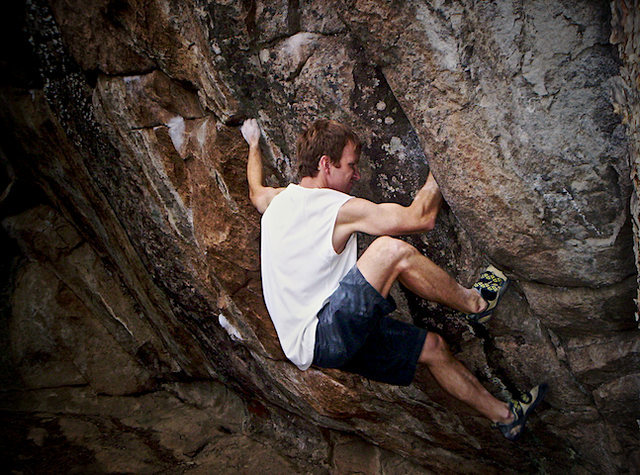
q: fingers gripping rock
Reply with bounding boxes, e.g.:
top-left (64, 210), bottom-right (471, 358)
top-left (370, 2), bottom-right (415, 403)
top-left (241, 119), bottom-right (261, 147)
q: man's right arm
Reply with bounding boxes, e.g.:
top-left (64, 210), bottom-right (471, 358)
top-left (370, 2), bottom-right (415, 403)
top-left (333, 172), bottom-right (443, 248)
top-left (241, 119), bottom-right (284, 214)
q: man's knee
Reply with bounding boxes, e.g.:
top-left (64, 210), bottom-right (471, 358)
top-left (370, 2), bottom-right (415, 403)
top-left (370, 236), bottom-right (416, 266)
top-left (418, 332), bottom-right (451, 365)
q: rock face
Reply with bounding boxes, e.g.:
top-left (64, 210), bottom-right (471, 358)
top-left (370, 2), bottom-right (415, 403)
top-left (611, 0), bottom-right (640, 331)
top-left (0, 0), bottom-right (638, 473)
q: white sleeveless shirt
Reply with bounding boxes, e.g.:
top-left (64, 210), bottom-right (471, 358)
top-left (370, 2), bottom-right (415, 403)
top-left (260, 184), bottom-right (357, 369)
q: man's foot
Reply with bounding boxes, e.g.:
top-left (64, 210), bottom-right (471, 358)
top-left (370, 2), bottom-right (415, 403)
top-left (466, 265), bottom-right (508, 323)
top-left (496, 384), bottom-right (548, 441)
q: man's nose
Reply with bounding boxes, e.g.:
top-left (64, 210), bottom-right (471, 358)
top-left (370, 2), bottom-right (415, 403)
top-left (353, 168), bottom-right (360, 181)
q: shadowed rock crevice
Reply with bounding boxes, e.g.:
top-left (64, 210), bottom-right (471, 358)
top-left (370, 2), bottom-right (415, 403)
top-left (0, 0), bottom-right (638, 473)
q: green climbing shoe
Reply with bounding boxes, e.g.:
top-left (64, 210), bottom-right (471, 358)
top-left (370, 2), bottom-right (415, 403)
top-left (496, 384), bottom-right (548, 441)
top-left (466, 265), bottom-right (508, 323)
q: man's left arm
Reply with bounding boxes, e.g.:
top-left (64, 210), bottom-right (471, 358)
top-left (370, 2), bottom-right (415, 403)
top-left (241, 119), bottom-right (284, 214)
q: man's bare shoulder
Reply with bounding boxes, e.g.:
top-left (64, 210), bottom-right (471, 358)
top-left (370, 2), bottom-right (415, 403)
top-left (254, 186), bottom-right (286, 214)
top-left (337, 197), bottom-right (376, 224)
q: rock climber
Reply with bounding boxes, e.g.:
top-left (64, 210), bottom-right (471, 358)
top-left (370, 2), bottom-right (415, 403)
top-left (240, 117), bottom-right (547, 440)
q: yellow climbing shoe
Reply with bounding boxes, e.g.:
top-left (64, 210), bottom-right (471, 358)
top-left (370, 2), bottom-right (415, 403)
top-left (496, 384), bottom-right (548, 441)
top-left (466, 265), bottom-right (508, 324)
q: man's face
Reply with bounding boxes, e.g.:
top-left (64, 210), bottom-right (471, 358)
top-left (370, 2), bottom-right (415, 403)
top-left (327, 141), bottom-right (360, 194)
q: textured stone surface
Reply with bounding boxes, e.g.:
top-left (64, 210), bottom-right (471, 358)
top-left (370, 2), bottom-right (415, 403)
top-left (0, 381), bottom-right (438, 473)
top-left (611, 0), bottom-right (640, 320)
top-left (337, 0), bottom-right (633, 288)
top-left (0, 383), bottom-right (307, 473)
top-left (0, 0), bottom-right (638, 473)
top-left (10, 260), bottom-right (153, 394)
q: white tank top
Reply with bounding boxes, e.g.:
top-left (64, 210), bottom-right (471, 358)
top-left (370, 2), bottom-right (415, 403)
top-left (261, 184), bottom-right (357, 369)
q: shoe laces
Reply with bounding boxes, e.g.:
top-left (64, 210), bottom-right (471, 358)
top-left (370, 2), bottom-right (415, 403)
top-left (475, 272), bottom-right (504, 294)
top-left (509, 399), bottom-right (524, 420)
top-left (520, 392), bottom-right (532, 404)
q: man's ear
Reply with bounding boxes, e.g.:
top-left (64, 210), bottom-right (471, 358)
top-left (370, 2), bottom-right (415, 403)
top-left (319, 155), bottom-right (331, 174)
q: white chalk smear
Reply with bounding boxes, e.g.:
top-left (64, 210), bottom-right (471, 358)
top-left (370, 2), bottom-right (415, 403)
top-left (219, 314), bottom-right (243, 341)
top-left (167, 116), bottom-right (186, 153)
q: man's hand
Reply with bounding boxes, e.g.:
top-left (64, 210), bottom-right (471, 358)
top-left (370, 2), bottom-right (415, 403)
top-left (241, 118), bottom-right (261, 147)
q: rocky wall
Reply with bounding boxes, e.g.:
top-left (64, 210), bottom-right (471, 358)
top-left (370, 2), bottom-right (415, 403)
top-left (0, 0), bottom-right (638, 473)
top-left (611, 0), bottom-right (640, 321)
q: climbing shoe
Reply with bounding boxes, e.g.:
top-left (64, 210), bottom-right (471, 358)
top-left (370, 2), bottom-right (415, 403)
top-left (495, 383), bottom-right (548, 441)
top-left (466, 265), bottom-right (508, 324)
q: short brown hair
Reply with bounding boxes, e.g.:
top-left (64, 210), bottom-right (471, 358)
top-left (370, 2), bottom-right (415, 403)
top-left (296, 119), bottom-right (361, 178)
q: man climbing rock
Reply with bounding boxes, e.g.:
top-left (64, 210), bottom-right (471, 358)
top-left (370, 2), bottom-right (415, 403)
top-left (241, 117), bottom-right (546, 441)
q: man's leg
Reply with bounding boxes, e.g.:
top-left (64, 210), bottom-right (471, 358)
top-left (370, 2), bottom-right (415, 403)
top-left (419, 332), bottom-right (512, 423)
top-left (356, 236), bottom-right (512, 424)
top-left (356, 236), bottom-right (486, 313)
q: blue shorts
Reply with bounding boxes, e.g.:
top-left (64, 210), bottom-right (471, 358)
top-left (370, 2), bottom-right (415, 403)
top-left (312, 265), bottom-right (427, 386)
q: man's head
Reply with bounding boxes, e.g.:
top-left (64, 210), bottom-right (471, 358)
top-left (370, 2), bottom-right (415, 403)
top-left (296, 119), bottom-right (362, 187)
